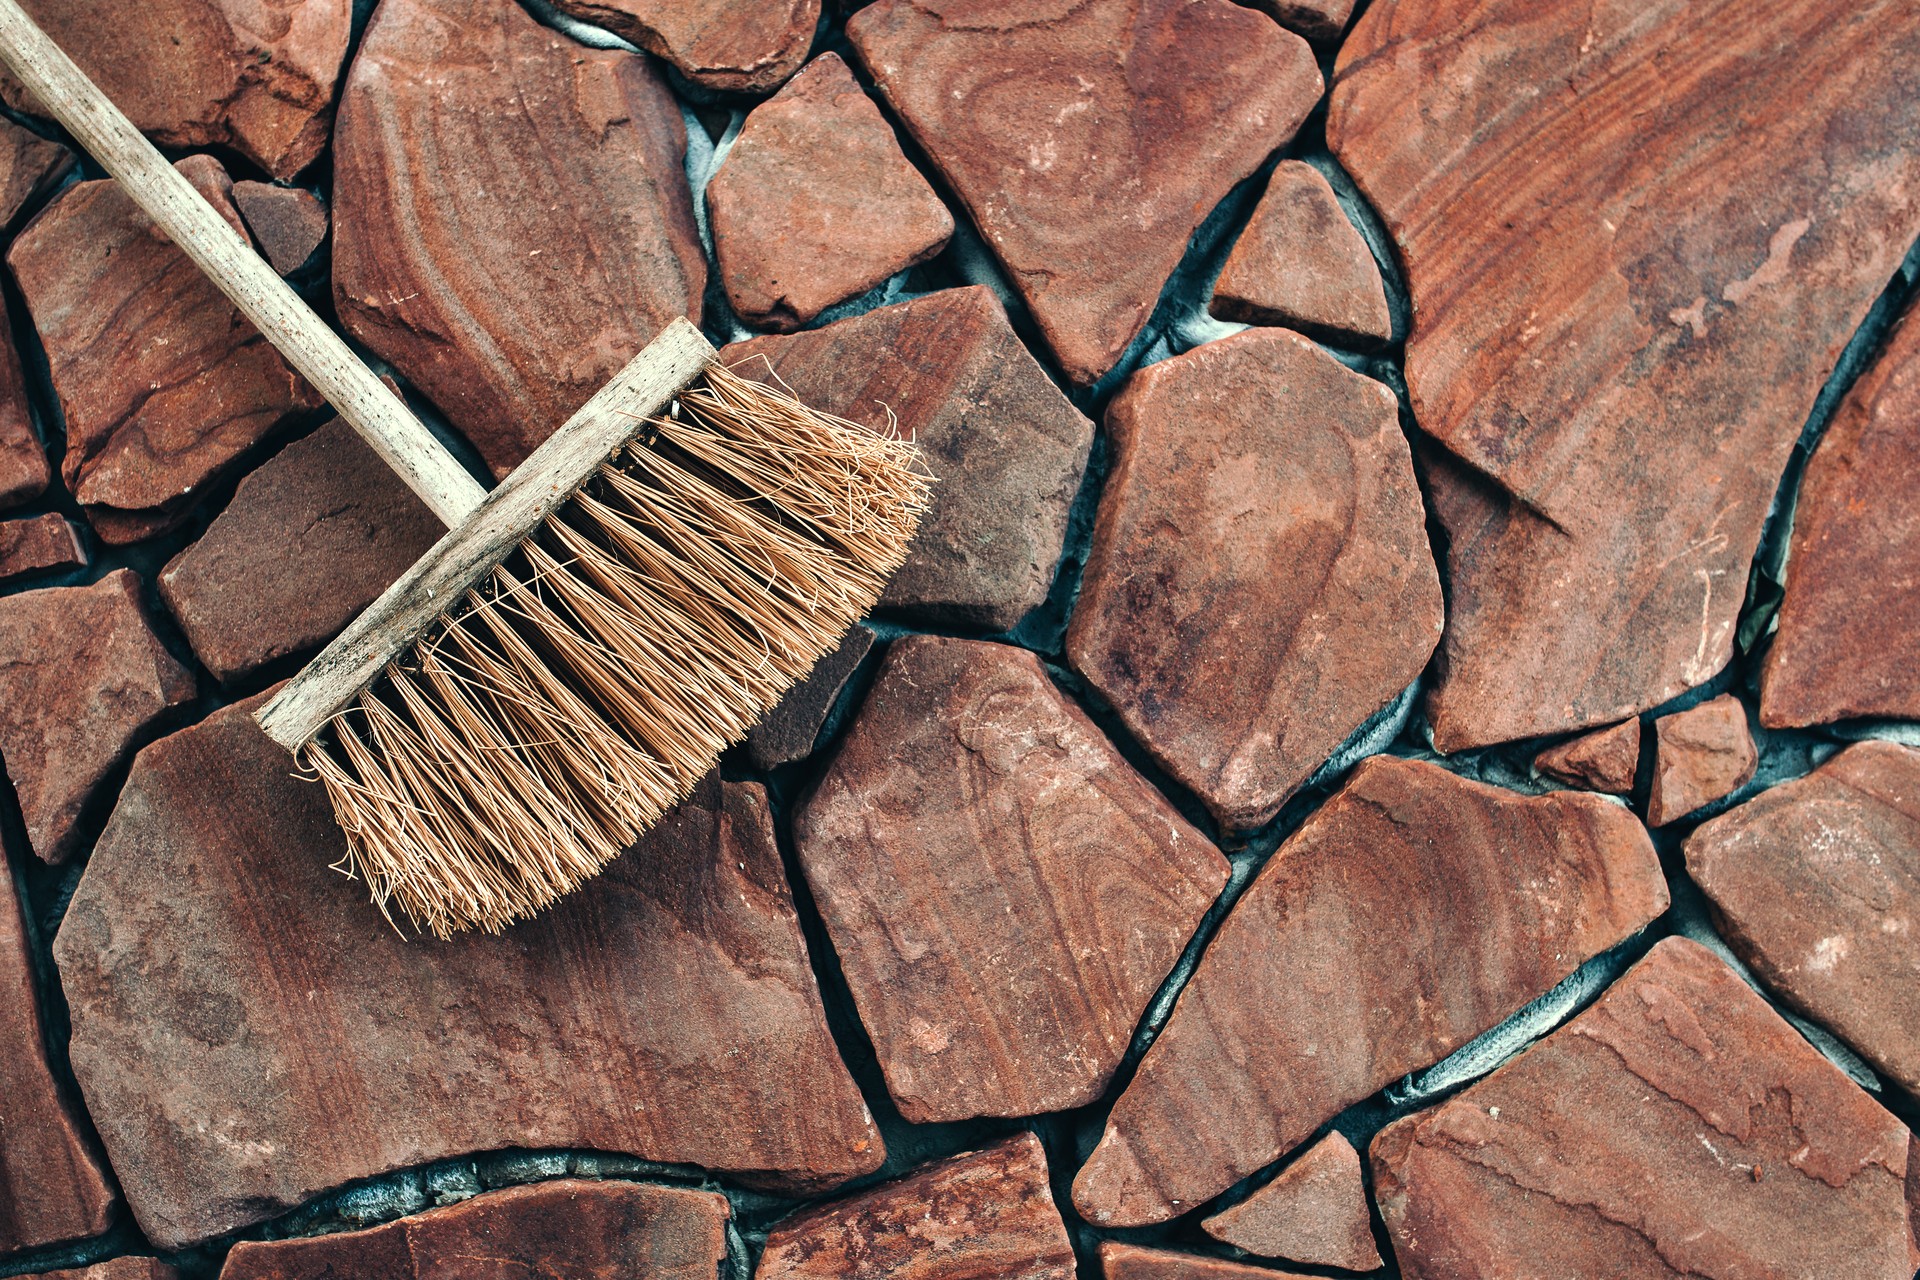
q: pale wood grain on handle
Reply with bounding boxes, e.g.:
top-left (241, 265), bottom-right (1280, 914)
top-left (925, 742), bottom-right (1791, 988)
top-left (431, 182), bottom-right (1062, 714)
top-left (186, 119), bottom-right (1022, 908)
top-left (0, 0), bottom-right (487, 528)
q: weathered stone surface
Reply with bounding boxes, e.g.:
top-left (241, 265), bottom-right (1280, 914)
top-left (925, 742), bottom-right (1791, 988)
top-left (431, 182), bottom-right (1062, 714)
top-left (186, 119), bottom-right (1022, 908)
top-left (1100, 1243), bottom-right (1314, 1280)
top-left (0, 115), bottom-right (70, 227)
top-left (333, 0), bottom-right (705, 477)
top-left (220, 1179), bottom-right (729, 1279)
top-left (1371, 937), bottom-right (1914, 1279)
top-left (796, 635), bottom-right (1228, 1123)
top-left (1073, 755), bottom-right (1667, 1226)
top-left (757, 1133), bottom-right (1074, 1280)
top-left (230, 181), bottom-right (328, 276)
top-left (724, 287), bottom-right (1093, 629)
top-left (848, 0), bottom-right (1321, 385)
top-left (548, 0), bottom-right (818, 94)
top-left (747, 624), bottom-right (872, 770)
top-left (0, 571), bottom-right (194, 864)
top-left (57, 699), bottom-right (882, 1248)
top-left (1329, 0), bottom-right (1920, 749)
top-left (1535, 718), bottom-right (1641, 795)
top-left (1237, 0), bottom-right (1356, 41)
top-left (1210, 161), bottom-right (1390, 349)
top-left (1, 0), bottom-right (349, 179)
top-left (0, 855), bottom-right (114, 1255)
top-left (1202, 1131), bottom-right (1381, 1271)
top-left (0, 513), bottom-right (85, 585)
top-left (0, 305), bottom-right (48, 513)
top-left (1685, 741), bottom-right (1920, 1096)
top-left (1647, 694), bottom-right (1756, 826)
top-left (159, 419), bottom-right (441, 683)
top-left (9, 155), bottom-right (323, 542)
top-left (34, 1263), bottom-right (180, 1280)
top-left (1066, 329), bottom-right (1441, 829)
top-left (708, 54), bottom-right (950, 331)
top-left (1762, 305), bottom-right (1920, 727)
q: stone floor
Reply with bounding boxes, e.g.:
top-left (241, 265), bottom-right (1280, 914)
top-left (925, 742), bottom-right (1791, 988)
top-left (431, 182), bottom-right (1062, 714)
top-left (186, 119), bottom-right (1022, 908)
top-left (0, 0), bottom-right (1917, 1277)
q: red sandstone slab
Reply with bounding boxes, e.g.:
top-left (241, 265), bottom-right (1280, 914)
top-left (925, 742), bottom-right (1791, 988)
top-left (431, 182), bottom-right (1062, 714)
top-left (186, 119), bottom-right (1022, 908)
top-left (1101, 1243), bottom-right (1316, 1280)
top-left (1238, 0), bottom-right (1355, 41)
top-left (0, 304), bottom-right (48, 513)
top-left (0, 115), bottom-right (69, 226)
top-left (0, 513), bottom-right (85, 585)
top-left (33, 1263), bottom-right (179, 1280)
top-left (230, 181), bottom-right (328, 276)
top-left (1210, 161), bottom-right (1390, 349)
top-left (548, 0), bottom-right (818, 94)
top-left (1535, 718), bottom-right (1641, 795)
top-left (1647, 694), bottom-right (1757, 826)
top-left (1202, 1131), bottom-right (1381, 1271)
top-left (746, 624), bottom-right (872, 770)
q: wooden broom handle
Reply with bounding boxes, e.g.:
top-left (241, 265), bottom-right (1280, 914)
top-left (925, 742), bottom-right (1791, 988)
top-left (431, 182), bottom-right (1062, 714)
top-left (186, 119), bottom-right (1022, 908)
top-left (0, 0), bottom-right (487, 528)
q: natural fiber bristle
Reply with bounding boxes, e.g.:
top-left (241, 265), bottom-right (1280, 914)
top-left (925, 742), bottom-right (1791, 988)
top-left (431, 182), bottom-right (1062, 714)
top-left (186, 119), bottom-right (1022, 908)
top-left (301, 362), bottom-right (931, 938)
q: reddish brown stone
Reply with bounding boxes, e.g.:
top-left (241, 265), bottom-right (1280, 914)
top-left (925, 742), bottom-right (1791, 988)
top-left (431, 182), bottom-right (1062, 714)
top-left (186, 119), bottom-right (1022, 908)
top-left (548, 0), bottom-right (818, 94)
top-left (1329, 0), bottom-right (1920, 750)
top-left (1100, 1243), bottom-right (1315, 1280)
top-left (1073, 755), bottom-right (1667, 1226)
top-left (1534, 717), bottom-right (1642, 795)
top-left (0, 115), bottom-right (70, 226)
top-left (724, 287), bottom-right (1093, 629)
top-left (1237, 0), bottom-right (1356, 41)
top-left (757, 1133), bottom-right (1074, 1280)
top-left (848, 0), bottom-right (1321, 385)
top-left (1647, 694), bottom-right (1757, 826)
top-left (333, 0), bottom-right (705, 477)
top-left (56, 700), bottom-right (882, 1248)
top-left (1685, 741), bottom-right (1920, 1096)
top-left (230, 181), bottom-right (328, 276)
top-left (1762, 306), bottom-right (1920, 727)
top-left (0, 513), bottom-right (85, 585)
top-left (0, 304), bottom-right (48, 513)
top-left (1, 0), bottom-right (348, 179)
top-left (1210, 161), bottom-right (1390, 349)
top-left (0, 571), bottom-right (194, 864)
top-left (159, 419), bottom-right (442, 683)
top-left (795, 635), bottom-right (1228, 1123)
top-left (9, 155), bottom-right (323, 542)
top-left (747, 624), bottom-right (872, 770)
top-left (34, 1264), bottom-right (179, 1280)
top-left (1066, 329), bottom-right (1441, 830)
top-left (708, 54), bottom-right (951, 331)
top-left (1202, 1131), bottom-right (1382, 1271)
top-left (220, 1179), bottom-right (728, 1279)
top-left (1371, 937), bottom-right (1914, 1279)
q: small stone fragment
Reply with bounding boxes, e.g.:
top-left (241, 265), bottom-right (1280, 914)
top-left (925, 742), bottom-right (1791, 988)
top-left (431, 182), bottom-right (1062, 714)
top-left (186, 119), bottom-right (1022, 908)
top-left (547, 0), bottom-right (818, 94)
top-left (848, 0), bottom-right (1322, 385)
top-left (1066, 328), bottom-right (1441, 829)
top-left (333, 0), bottom-right (706, 476)
top-left (708, 53), bottom-right (949, 331)
top-left (1371, 937), bottom-right (1915, 1279)
top-left (1534, 718), bottom-right (1641, 795)
top-left (0, 305), bottom-right (48, 512)
top-left (795, 635), bottom-right (1228, 1123)
top-left (32, 1263), bottom-right (179, 1280)
top-left (0, 570), bottom-right (194, 864)
top-left (1685, 740), bottom-right (1920, 1095)
top-left (1101, 1243), bottom-right (1315, 1280)
top-left (1202, 1131), bottom-right (1382, 1271)
top-left (0, 115), bottom-right (70, 226)
top-left (219, 1179), bottom-right (729, 1279)
top-left (1210, 161), bottom-right (1390, 349)
top-left (1073, 755), bottom-right (1667, 1226)
top-left (230, 181), bottom-right (328, 275)
top-left (1237, 0), bottom-right (1357, 41)
top-left (0, 513), bottom-right (85, 585)
top-left (1647, 694), bottom-right (1757, 826)
top-left (724, 287), bottom-right (1093, 629)
top-left (747, 625), bottom-right (872, 770)
top-left (159, 419), bottom-right (441, 683)
top-left (9, 155), bottom-right (323, 541)
top-left (757, 1133), bottom-right (1074, 1280)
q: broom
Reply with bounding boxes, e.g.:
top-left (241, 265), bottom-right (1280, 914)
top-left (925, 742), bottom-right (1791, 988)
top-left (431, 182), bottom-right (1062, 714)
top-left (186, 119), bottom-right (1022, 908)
top-left (0, 1), bottom-right (930, 938)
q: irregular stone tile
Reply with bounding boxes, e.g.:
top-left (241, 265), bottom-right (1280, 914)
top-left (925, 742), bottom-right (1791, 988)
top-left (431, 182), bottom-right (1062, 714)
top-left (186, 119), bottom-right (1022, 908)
top-left (0, 571), bottom-right (195, 864)
top-left (220, 1178), bottom-right (728, 1279)
top-left (1101, 1243), bottom-right (1314, 1280)
top-left (0, 305), bottom-right (48, 513)
top-left (0, 116), bottom-right (70, 226)
top-left (159, 419), bottom-right (441, 683)
top-left (1762, 305), bottom-right (1920, 727)
top-left (1371, 937), bottom-right (1914, 1279)
top-left (1647, 694), bottom-right (1757, 826)
top-left (747, 624), bottom-right (872, 770)
top-left (1209, 161), bottom-right (1390, 349)
top-left (9, 155), bottom-right (323, 542)
top-left (0, 513), bottom-right (85, 586)
top-left (1534, 718), bottom-right (1641, 795)
top-left (548, 0), bottom-right (818, 94)
top-left (56, 701), bottom-right (882, 1248)
top-left (333, 0), bottom-right (706, 477)
top-left (230, 181), bottom-right (328, 276)
top-left (848, 0), bottom-right (1321, 386)
top-left (757, 1133), bottom-right (1074, 1280)
top-left (795, 635), bottom-right (1228, 1123)
top-left (1065, 329), bottom-right (1442, 830)
top-left (1685, 741), bottom-right (1920, 1095)
top-left (1328, 0), bottom-right (1920, 750)
top-left (708, 53), bottom-right (951, 332)
top-left (1073, 755), bottom-right (1668, 1226)
top-left (1201, 1131), bottom-right (1381, 1271)
top-left (1, 0), bottom-right (349, 179)
top-left (724, 287), bottom-right (1092, 629)
top-left (33, 1264), bottom-right (179, 1280)
top-left (1237, 0), bottom-right (1356, 41)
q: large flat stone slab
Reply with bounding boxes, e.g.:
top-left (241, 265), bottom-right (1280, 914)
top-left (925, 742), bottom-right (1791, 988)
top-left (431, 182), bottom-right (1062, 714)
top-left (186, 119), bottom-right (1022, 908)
top-left (547, 0), bottom-right (818, 94)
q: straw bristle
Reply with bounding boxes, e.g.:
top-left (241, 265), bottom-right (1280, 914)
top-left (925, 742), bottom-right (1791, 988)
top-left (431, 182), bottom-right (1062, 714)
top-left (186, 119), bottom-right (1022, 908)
top-left (300, 362), bottom-right (931, 938)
